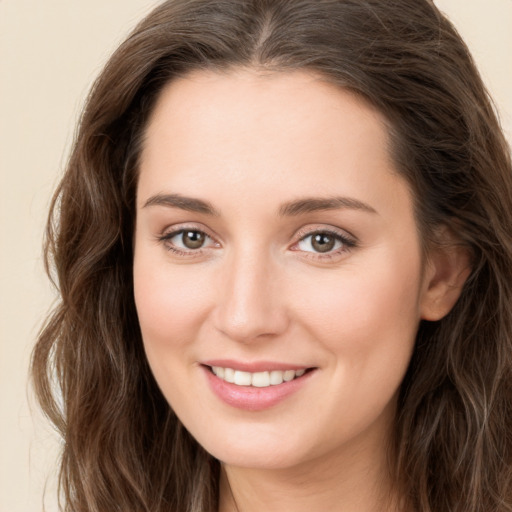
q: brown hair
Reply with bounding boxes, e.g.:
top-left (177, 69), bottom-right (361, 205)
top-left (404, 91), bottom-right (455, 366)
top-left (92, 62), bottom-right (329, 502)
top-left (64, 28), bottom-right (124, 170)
top-left (32, 1), bottom-right (512, 511)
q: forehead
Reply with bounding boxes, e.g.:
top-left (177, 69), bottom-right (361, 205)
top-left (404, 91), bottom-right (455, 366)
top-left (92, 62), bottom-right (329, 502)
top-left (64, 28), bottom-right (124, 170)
top-left (138, 69), bottom-right (399, 203)
top-left (143, 68), bottom-right (391, 152)
top-left (136, 68), bottom-right (415, 230)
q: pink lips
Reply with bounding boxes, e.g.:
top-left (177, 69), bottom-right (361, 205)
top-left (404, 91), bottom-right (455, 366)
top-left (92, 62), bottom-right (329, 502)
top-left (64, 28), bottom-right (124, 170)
top-left (201, 360), bottom-right (315, 411)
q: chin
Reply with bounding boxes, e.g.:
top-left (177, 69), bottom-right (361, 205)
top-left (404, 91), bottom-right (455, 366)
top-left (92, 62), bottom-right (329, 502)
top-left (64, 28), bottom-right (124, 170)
top-left (214, 445), bottom-right (306, 470)
top-left (191, 424), bottom-right (310, 470)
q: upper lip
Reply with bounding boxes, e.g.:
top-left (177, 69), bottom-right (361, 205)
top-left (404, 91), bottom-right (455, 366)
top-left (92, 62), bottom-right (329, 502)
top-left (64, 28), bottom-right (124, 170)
top-left (201, 359), bottom-right (314, 373)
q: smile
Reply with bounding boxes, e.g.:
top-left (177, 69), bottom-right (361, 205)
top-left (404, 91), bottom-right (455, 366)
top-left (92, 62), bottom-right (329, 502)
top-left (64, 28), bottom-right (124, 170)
top-left (210, 366), bottom-right (307, 387)
top-left (202, 363), bottom-right (316, 411)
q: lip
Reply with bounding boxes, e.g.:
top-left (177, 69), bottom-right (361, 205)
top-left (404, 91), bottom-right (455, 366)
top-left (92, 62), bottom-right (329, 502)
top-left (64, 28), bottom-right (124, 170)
top-left (201, 363), bottom-right (316, 412)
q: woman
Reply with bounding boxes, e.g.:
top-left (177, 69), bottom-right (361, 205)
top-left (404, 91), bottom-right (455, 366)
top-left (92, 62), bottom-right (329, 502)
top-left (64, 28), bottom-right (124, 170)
top-left (32, 0), bottom-right (512, 511)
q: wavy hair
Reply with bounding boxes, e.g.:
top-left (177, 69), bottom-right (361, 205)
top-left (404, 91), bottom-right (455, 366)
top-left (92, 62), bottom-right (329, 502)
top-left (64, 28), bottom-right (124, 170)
top-left (32, 1), bottom-right (512, 511)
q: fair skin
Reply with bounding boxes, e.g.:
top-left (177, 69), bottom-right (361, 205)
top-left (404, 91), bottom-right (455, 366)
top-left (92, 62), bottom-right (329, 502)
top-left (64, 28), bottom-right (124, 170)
top-left (133, 69), bottom-right (468, 512)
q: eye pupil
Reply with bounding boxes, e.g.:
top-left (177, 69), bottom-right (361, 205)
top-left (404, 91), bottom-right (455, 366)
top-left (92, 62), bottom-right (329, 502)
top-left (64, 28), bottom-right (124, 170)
top-left (183, 230), bottom-right (205, 249)
top-left (312, 233), bottom-right (335, 253)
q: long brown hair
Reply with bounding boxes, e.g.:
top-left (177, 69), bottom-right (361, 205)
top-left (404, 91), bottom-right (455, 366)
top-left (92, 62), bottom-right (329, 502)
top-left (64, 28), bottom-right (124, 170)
top-left (32, 1), bottom-right (512, 511)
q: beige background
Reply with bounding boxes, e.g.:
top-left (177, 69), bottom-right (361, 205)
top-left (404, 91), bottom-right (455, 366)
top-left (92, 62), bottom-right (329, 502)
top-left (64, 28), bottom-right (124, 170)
top-left (1, 1), bottom-right (511, 511)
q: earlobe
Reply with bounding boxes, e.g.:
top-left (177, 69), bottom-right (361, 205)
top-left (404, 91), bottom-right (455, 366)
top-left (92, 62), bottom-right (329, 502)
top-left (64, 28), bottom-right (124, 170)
top-left (420, 230), bottom-right (472, 321)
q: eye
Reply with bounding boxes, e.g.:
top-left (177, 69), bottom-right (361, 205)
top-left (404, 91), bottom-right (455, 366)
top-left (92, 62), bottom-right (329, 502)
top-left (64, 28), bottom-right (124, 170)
top-left (173, 230), bottom-right (207, 249)
top-left (159, 228), bottom-right (217, 253)
top-left (295, 229), bottom-right (356, 256)
top-left (298, 232), bottom-right (339, 253)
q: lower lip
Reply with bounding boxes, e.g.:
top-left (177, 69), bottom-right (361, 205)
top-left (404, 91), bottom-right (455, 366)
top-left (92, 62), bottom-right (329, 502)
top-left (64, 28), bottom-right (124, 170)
top-left (202, 366), bottom-right (315, 411)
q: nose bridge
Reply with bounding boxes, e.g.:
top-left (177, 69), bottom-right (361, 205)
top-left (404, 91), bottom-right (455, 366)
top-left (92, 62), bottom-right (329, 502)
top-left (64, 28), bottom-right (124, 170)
top-left (214, 243), bottom-right (287, 342)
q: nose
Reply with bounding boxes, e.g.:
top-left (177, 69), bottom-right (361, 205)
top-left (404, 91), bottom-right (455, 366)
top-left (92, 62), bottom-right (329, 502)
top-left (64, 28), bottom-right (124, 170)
top-left (213, 249), bottom-right (289, 343)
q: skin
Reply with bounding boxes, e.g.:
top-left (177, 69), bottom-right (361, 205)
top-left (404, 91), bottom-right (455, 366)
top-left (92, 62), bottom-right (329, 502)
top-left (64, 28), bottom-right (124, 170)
top-left (133, 69), bottom-right (469, 512)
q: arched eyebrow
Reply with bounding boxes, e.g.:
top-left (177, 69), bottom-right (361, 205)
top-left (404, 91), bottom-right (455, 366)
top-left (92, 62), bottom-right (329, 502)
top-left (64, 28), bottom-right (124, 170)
top-left (278, 197), bottom-right (378, 216)
top-left (142, 193), bottom-right (220, 216)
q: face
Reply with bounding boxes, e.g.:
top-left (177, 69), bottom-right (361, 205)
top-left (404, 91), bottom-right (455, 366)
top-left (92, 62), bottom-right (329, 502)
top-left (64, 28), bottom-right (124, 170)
top-left (134, 69), bottom-right (430, 471)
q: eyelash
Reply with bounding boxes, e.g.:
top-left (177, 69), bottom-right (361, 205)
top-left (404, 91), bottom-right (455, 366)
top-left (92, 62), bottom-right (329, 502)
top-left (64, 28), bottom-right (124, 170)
top-left (157, 225), bottom-right (357, 260)
top-left (291, 228), bottom-right (357, 261)
top-left (157, 225), bottom-right (218, 258)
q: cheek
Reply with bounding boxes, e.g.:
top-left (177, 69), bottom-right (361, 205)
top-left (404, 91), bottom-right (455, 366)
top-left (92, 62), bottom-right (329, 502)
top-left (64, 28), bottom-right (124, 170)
top-left (287, 255), bottom-right (422, 437)
top-left (296, 263), bottom-right (420, 337)
top-left (133, 250), bottom-right (213, 351)
top-left (290, 250), bottom-right (423, 382)
top-left (133, 250), bottom-right (215, 409)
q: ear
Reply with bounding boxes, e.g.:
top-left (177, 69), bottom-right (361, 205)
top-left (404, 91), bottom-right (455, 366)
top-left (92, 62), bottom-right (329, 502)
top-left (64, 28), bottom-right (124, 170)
top-left (420, 227), bottom-right (472, 321)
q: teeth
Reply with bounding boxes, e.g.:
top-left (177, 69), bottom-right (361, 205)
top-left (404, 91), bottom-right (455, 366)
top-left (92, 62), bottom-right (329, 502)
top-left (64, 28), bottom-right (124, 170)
top-left (252, 371), bottom-right (270, 388)
top-left (211, 366), bottom-right (308, 387)
top-left (283, 370), bottom-right (295, 382)
top-left (224, 367), bottom-right (235, 383)
top-left (269, 370), bottom-right (284, 385)
top-left (234, 370), bottom-right (252, 386)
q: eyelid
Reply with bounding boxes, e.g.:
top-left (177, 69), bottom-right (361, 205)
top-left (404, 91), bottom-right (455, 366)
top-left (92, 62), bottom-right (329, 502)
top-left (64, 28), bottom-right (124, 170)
top-left (293, 224), bottom-right (357, 245)
top-left (159, 222), bottom-right (218, 241)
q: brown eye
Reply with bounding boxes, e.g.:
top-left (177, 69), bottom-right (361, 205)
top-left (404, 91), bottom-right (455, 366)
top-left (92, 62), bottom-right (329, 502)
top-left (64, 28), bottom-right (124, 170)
top-left (296, 230), bottom-right (352, 255)
top-left (311, 233), bottom-right (335, 253)
top-left (181, 230), bottom-right (206, 249)
top-left (162, 229), bottom-right (212, 252)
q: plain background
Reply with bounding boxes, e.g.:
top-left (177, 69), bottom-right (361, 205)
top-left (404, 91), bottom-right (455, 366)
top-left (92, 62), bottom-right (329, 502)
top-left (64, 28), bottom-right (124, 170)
top-left (1, 1), bottom-right (511, 511)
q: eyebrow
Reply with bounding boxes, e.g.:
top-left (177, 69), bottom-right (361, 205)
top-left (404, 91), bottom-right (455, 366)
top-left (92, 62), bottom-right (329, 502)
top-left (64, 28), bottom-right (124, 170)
top-left (278, 196), bottom-right (377, 216)
top-left (142, 193), bottom-right (377, 216)
top-left (142, 193), bottom-right (220, 216)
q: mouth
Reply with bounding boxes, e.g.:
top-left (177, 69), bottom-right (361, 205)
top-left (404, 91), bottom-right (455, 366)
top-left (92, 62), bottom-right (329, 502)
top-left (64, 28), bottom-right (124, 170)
top-left (200, 360), bottom-right (318, 410)
top-left (206, 365), bottom-right (313, 388)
